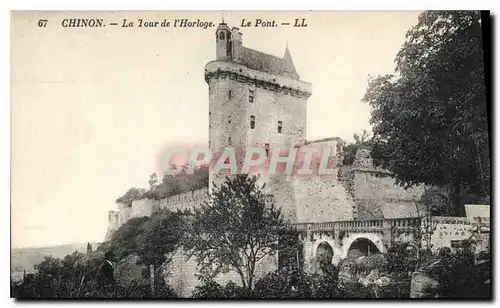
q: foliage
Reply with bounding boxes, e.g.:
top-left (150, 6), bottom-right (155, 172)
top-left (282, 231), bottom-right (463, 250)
top-left (109, 217), bottom-right (149, 260)
top-left (385, 243), bottom-right (417, 276)
top-left (428, 243), bottom-right (490, 298)
top-left (116, 188), bottom-right (147, 206)
top-left (155, 164), bottom-right (209, 199)
top-left (193, 264), bottom-right (342, 299)
top-left (183, 174), bottom-right (286, 291)
top-left (363, 11), bottom-right (490, 214)
top-left (135, 209), bottom-right (187, 268)
top-left (342, 129), bottom-right (372, 166)
top-left (11, 251), bottom-right (178, 299)
top-left (108, 209), bottom-right (186, 268)
top-left (116, 164), bottom-right (209, 205)
top-left (192, 277), bottom-right (249, 299)
top-left (252, 267), bottom-right (314, 299)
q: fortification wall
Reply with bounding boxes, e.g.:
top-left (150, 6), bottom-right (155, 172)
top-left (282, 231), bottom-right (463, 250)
top-left (117, 202), bottom-right (132, 226)
top-left (165, 247), bottom-right (277, 298)
top-left (160, 188), bottom-right (208, 211)
top-left (344, 148), bottom-right (426, 220)
top-left (130, 198), bottom-right (160, 219)
top-left (353, 170), bottom-right (426, 219)
top-left (105, 210), bottom-right (120, 241)
top-left (293, 175), bottom-right (354, 223)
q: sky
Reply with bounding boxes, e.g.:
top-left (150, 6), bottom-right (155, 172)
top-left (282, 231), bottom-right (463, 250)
top-left (11, 11), bottom-right (421, 248)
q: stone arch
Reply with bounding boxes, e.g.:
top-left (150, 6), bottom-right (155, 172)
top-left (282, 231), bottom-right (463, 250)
top-left (316, 241), bottom-right (334, 264)
top-left (342, 233), bottom-right (384, 259)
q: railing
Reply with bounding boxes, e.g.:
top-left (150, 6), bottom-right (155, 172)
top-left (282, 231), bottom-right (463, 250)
top-left (288, 217), bottom-right (423, 233)
top-left (431, 216), bottom-right (470, 225)
top-left (387, 217), bottom-right (422, 231)
top-left (288, 216), bottom-right (480, 235)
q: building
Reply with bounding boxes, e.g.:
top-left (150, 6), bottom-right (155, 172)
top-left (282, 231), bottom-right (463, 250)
top-left (105, 22), bottom-right (445, 297)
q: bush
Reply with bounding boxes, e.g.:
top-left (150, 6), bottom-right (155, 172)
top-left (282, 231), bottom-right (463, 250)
top-left (11, 252), bottom-right (178, 299)
top-left (192, 278), bottom-right (248, 299)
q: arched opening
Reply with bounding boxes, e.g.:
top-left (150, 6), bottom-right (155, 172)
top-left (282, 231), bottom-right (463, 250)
top-left (316, 242), bottom-right (334, 265)
top-left (347, 238), bottom-right (380, 258)
top-left (219, 32), bottom-right (225, 40)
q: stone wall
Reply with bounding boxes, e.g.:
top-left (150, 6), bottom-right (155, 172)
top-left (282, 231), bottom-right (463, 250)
top-left (130, 198), bottom-right (160, 219)
top-left (293, 175), bottom-right (354, 223)
top-left (353, 170), bottom-right (426, 219)
top-left (104, 210), bottom-right (119, 241)
top-left (429, 216), bottom-right (473, 253)
top-left (160, 188), bottom-right (208, 211)
top-left (344, 148), bottom-right (426, 220)
top-left (165, 247), bottom-right (249, 298)
top-left (117, 202), bottom-right (132, 226)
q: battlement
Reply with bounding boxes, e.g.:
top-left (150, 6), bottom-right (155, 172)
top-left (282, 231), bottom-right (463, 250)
top-left (160, 188), bottom-right (208, 211)
top-left (105, 188), bottom-right (209, 242)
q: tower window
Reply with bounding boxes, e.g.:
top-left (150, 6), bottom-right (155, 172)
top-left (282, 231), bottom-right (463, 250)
top-left (265, 143), bottom-right (270, 157)
top-left (249, 90), bottom-right (254, 103)
top-left (228, 90), bottom-right (232, 99)
top-left (219, 32), bottom-right (225, 40)
top-left (228, 137), bottom-right (232, 145)
top-left (250, 115), bottom-right (255, 129)
top-left (278, 121), bottom-right (283, 134)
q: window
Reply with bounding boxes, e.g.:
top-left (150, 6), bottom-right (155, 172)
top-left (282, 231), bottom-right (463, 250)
top-left (219, 32), bottom-right (225, 40)
top-left (278, 121), bottom-right (283, 134)
top-left (249, 90), bottom-right (254, 103)
top-left (250, 116), bottom-right (255, 129)
top-left (228, 137), bottom-right (232, 145)
top-left (265, 143), bottom-right (270, 157)
top-left (209, 112), bottom-right (211, 128)
top-left (228, 90), bottom-right (232, 99)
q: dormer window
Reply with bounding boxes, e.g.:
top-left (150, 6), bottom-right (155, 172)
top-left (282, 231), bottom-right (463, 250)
top-left (219, 32), bottom-right (225, 40)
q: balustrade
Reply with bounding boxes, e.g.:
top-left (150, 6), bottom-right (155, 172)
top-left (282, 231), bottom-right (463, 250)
top-left (287, 216), bottom-right (476, 237)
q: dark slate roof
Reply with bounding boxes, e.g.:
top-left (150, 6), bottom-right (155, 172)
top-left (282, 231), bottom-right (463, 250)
top-left (237, 46), bottom-right (300, 80)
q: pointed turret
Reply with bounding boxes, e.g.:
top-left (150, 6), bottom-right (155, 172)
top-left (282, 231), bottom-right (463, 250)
top-left (216, 22), bottom-right (232, 61)
top-left (283, 45), bottom-right (299, 79)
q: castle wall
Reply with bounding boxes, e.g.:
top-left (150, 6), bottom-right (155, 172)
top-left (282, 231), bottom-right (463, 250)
top-left (165, 247), bottom-right (249, 298)
top-left (353, 170), bottom-right (426, 219)
top-left (346, 148), bottom-right (426, 220)
top-left (117, 202), bottom-right (131, 226)
top-left (130, 198), bottom-right (160, 219)
top-left (104, 210), bottom-right (120, 241)
top-left (293, 175), bottom-right (354, 223)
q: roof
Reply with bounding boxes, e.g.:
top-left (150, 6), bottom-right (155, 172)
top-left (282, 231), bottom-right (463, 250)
top-left (237, 46), bottom-right (300, 80)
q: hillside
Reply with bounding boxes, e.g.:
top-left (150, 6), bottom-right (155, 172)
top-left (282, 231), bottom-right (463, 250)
top-left (11, 242), bottom-right (102, 280)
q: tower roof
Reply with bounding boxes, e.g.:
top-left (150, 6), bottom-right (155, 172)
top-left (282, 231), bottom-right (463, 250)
top-left (237, 46), bottom-right (300, 80)
top-left (283, 46), bottom-right (299, 77)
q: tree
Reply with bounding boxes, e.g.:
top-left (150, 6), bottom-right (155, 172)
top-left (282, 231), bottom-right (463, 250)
top-left (363, 11), bottom-right (490, 214)
top-left (135, 209), bottom-right (186, 268)
top-left (116, 188), bottom-right (147, 206)
top-left (183, 174), bottom-right (286, 291)
top-left (342, 129), bottom-right (372, 166)
top-left (155, 164), bottom-right (209, 199)
top-left (148, 173), bottom-right (159, 191)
